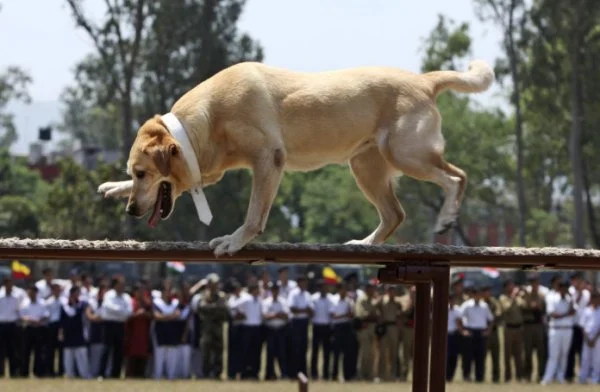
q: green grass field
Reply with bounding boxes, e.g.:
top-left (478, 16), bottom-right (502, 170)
top-left (1, 379), bottom-right (586, 392)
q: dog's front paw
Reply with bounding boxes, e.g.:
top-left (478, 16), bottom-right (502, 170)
top-left (97, 180), bottom-right (133, 199)
top-left (344, 239), bottom-right (372, 246)
top-left (433, 213), bottom-right (457, 235)
top-left (209, 234), bottom-right (245, 257)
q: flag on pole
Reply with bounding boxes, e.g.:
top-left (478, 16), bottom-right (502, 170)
top-left (166, 261), bottom-right (186, 275)
top-left (481, 267), bottom-right (499, 279)
top-left (323, 266), bottom-right (340, 285)
top-left (11, 260), bottom-right (31, 279)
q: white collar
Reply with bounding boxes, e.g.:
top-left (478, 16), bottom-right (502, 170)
top-left (161, 112), bottom-right (213, 226)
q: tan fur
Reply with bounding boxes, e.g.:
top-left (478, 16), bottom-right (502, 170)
top-left (98, 60), bottom-right (494, 256)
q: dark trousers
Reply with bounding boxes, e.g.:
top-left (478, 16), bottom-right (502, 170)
top-left (566, 325), bottom-right (583, 381)
top-left (347, 326), bottom-right (359, 380)
top-left (291, 318), bottom-right (309, 376)
top-left (446, 332), bottom-right (459, 381)
top-left (265, 326), bottom-right (288, 379)
top-left (331, 322), bottom-right (353, 381)
top-left (45, 322), bottom-right (63, 377)
top-left (125, 356), bottom-right (147, 378)
top-left (21, 326), bottom-right (46, 377)
top-left (99, 321), bottom-right (125, 379)
top-left (462, 329), bottom-right (487, 382)
top-left (242, 325), bottom-right (261, 380)
top-left (0, 322), bottom-right (19, 377)
top-left (311, 324), bottom-right (331, 379)
top-left (227, 324), bottom-right (244, 379)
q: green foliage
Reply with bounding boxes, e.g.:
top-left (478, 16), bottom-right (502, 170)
top-left (0, 67), bottom-right (32, 147)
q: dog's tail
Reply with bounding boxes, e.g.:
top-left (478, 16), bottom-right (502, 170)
top-left (425, 60), bottom-right (495, 96)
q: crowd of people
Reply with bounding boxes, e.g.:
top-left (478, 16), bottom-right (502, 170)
top-left (450, 272), bottom-right (600, 385)
top-left (0, 266), bottom-right (599, 385)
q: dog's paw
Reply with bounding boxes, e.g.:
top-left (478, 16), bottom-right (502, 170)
top-left (97, 180), bottom-right (133, 199)
top-left (433, 214), bottom-right (457, 235)
top-left (344, 239), bottom-right (372, 246)
top-left (209, 234), bottom-right (244, 257)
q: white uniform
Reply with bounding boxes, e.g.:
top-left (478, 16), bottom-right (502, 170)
top-left (152, 297), bottom-right (180, 380)
top-left (578, 306), bottom-right (600, 384)
top-left (542, 293), bottom-right (575, 384)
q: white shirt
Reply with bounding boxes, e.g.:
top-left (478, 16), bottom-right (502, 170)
top-left (100, 289), bottom-right (133, 322)
top-left (448, 305), bottom-right (461, 333)
top-left (329, 295), bottom-right (354, 324)
top-left (580, 306), bottom-right (600, 339)
top-left (19, 297), bottom-right (50, 323)
top-left (288, 288), bottom-right (313, 320)
top-left (0, 285), bottom-right (27, 304)
top-left (569, 286), bottom-right (591, 326)
top-left (311, 292), bottom-right (333, 325)
top-left (44, 295), bottom-right (63, 323)
top-left (262, 296), bottom-right (290, 329)
top-left (0, 288), bottom-right (21, 322)
top-left (546, 293), bottom-right (575, 328)
top-left (239, 295), bottom-right (263, 326)
top-left (153, 296), bottom-right (180, 315)
top-left (525, 285), bottom-right (550, 296)
top-left (227, 292), bottom-right (250, 326)
top-left (35, 279), bottom-right (53, 300)
top-left (459, 299), bottom-right (493, 329)
top-left (277, 280), bottom-right (298, 300)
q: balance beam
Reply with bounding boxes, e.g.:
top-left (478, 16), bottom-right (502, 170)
top-left (1, 237), bottom-right (599, 392)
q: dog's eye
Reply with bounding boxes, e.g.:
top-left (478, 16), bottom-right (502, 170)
top-left (135, 171), bottom-right (145, 179)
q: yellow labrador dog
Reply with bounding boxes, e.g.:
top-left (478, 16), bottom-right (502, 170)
top-left (98, 60), bottom-right (494, 256)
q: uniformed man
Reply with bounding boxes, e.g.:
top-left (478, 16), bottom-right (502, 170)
top-left (0, 277), bottom-right (21, 378)
top-left (566, 272), bottom-right (590, 382)
top-left (288, 275), bottom-right (313, 377)
top-left (197, 273), bottom-right (228, 380)
top-left (330, 282), bottom-right (355, 381)
top-left (239, 282), bottom-right (263, 380)
top-left (310, 279), bottom-right (333, 380)
top-left (399, 285), bottom-right (415, 381)
top-left (458, 285), bottom-right (494, 383)
top-left (262, 281), bottom-right (290, 380)
top-left (378, 285), bottom-right (402, 381)
top-left (447, 292), bottom-right (461, 382)
top-left (226, 279), bottom-right (246, 380)
top-left (451, 274), bottom-right (469, 305)
top-left (499, 279), bottom-right (526, 382)
top-left (44, 282), bottom-right (64, 377)
top-left (355, 282), bottom-right (380, 381)
top-left (482, 284), bottom-right (501, 383)
top-left (19, 284), bottom-right (50, 377)
top-left (522, 273), bottom-right (547, 383)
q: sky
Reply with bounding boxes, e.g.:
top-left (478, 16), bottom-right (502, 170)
top-left (0, 0), bottom-right (505, 155)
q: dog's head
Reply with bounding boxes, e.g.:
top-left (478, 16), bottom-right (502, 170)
top-left (125, 115), bottom-right (192, 227)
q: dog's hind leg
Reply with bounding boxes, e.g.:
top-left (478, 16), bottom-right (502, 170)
top-left (382, 108), bottom-right (467, 235)
top-left (345, 145), bottom-right (406, 246)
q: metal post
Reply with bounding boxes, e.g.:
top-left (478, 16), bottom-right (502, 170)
top-left (412, 281), bottom-right (431, 392)
top-left (429, 267), bottom-right (450, 392)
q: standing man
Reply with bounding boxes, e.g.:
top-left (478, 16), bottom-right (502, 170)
top-left (523, 273), bottom-right (547, 383)
top-left (482, 284), bottom-right (502, 383)
top-left (197, 273), bottom-right (228, 380)
top-left (0, 277), bottom-right (21, 378)
top-left (288, 275), bottom-right (313, 377)
top-left (124, 282), bottom-right (152, 378)
top-left (566, 272), bottom-right (590, 382)
top-left (541, 280), bottom-right (576, 385)
top-left (310, 279), bottom-right (332, 380)
top-left (447, 292), bottom-right (461, 382)
top-left (226, 279), bottom-right (246, 380)
top-left (19, 285), bottom-right (49, 378)
top-left (458, 286), bottom-right (494, 383)
top-left (578, 291), bottom-right (600, 384)
top-left (239, 282), bottom-right (263, 380)
top-left (99, 275), bottom-right (133, 379)
top-left (44, 282), bottom-right (63, 378)
top-left (354, 282), bottom-right (380, 381)
top-left (399, 285), bottom-right (416, 381)
top-left (378, 285), bottom-right (402, 381)
top-left (330, 282), bottom-right (355, 382)
top-left (262, 281), bottom-right (290, 380)
top-left (59, 286), bottom-right (91, 379)
top-left (499, 279), bottom-right (526, 382)
top-left (152, 283), bottom-right (181, 380)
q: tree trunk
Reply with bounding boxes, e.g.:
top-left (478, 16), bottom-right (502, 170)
top-left (569, 7), bottom-right (587, 249)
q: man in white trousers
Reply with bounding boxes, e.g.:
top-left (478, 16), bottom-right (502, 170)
top-left (152, 284), bottom-right (181, 380)
top-left (578, 291), bottom-right (600, 384)
top-left (541, 281), bottom-right (576, 385)
top-left (59, 286), bottom-right (91, 379)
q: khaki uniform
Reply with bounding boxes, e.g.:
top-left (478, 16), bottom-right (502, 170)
top-left (522, 289), bottom-right (546, 382)
top-left (499, 292), bottom-right (526, 381)
top-left (377, 295), bottom-right (402, 381)
top-left (355, 295), bottom-right (380, 380)
top-left (398, 293), bottom-right (415, 380)
top-left (485, 296), bottom-right (502, 382)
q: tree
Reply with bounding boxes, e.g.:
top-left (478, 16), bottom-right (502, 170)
top-left (475, 0), bottom-right (529, 246)
top-left (0, 67), bottom-right (32, 147)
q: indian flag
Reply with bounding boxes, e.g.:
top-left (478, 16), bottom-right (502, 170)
top-left (11, 260), bottom-right (31, 279)
top-left (166, 261), bottom-right (186, 275)
top-left (323, 266), bottom-right (340, 285)
top-left (482, 267), bottom-right (499, 279)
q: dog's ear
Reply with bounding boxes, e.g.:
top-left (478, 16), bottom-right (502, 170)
top-left (149, 143), bottom-right (179, 177)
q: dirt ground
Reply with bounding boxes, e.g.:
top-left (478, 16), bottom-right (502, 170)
top-left (1, 379), bottom-right (586, 392)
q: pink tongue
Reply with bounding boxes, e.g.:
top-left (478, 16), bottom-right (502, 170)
top-left (147, 186), bottom-right (163, 228)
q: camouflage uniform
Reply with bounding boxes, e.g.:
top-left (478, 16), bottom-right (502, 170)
top-left (484, 295), bottom-right (502, 383)
top-left (377, 292), bottom-right (403, 381)
top-left (522, 289), bottom-right (546, 382)
top-left (355, 294), bottom-right (380, 381)
top-left (499, 291), bottom-right (526, 382)
top-left (197, 289), bottom-right (229, 379)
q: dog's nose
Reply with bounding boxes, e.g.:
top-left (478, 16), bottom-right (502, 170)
top-left (126, 203), bottom-right (139, 216)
